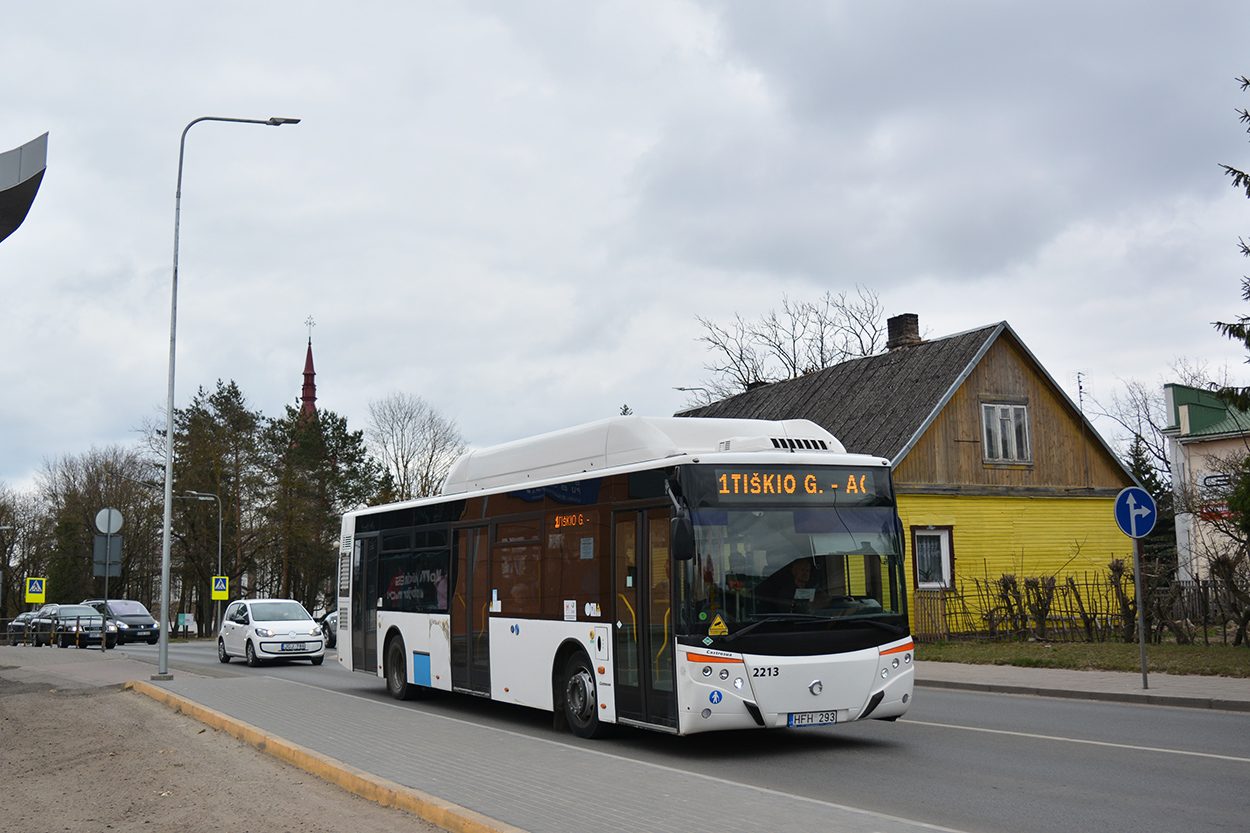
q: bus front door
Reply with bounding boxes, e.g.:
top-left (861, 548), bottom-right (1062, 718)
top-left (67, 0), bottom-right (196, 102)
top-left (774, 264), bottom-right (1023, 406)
top-left (450, 527), bottom-right (490, 695)
top-left (612, 508), bottom-right (676, 729)
top-left (351, 535), bottom-right (378, 673)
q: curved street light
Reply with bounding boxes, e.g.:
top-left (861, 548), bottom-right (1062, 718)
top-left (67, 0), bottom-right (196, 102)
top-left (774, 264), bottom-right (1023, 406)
top-left (184, 490), bottom-right (222, 633)
top-left (156, 115), bottom-right (299, 679)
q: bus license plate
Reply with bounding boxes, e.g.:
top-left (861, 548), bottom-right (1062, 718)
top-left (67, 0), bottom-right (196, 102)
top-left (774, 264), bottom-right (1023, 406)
top-left (280, 642), bottom-right (306, 652)
top-left (789, 711), bottom-right (837, 727)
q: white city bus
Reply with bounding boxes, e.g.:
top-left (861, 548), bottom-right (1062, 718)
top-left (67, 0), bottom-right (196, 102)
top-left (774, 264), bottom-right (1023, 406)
top-left (336, 416), bottom-right (913, 737)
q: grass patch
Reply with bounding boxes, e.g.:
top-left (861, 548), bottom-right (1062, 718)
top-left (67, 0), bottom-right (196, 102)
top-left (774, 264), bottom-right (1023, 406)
top-left (917, 639), bottom-right (1250, 678)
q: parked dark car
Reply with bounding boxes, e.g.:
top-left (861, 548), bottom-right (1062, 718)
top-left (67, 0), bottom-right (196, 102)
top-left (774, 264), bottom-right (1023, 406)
top-left (32, 603), bottom-right (117, 648)
top-left (6, 611), bottom-right (37, 644)
top-left (28, 603), bottom-right (59, 646)
top-left (319, 609), bottom-right (338, 649)
top-left (82, 598), bottom-right (159, 645)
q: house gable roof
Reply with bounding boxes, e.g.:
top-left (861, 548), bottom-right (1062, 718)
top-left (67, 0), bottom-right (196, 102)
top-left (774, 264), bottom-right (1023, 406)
top-left (678, 323), bottom-right (1000, 460)
top-left (679, 320), bottom-right (1130, 484)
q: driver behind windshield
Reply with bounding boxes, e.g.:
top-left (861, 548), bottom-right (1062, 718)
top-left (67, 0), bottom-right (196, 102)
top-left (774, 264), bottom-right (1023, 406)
top-left (754, 557), bottom-right (829, 613)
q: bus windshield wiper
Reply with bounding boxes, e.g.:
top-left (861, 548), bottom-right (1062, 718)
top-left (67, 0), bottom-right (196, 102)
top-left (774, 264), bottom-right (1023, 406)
top-left (724, 614), bottom-right (827, 642)
top-left (827, 617), bottom-right (908, 635)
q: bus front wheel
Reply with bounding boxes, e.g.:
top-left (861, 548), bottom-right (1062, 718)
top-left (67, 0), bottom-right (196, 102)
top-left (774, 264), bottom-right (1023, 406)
top-left (562, 653), bottom-right (609, 739)
top-left (386, 637), bottom-right (415, 700)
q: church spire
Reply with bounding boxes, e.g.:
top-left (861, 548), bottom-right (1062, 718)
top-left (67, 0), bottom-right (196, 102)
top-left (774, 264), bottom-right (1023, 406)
top-left (301, 317), bottom-right (317, 418)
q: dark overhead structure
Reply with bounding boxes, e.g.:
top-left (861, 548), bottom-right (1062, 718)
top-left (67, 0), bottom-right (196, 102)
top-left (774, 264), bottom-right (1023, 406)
top-left (0, 132), bottom-right (48, 244)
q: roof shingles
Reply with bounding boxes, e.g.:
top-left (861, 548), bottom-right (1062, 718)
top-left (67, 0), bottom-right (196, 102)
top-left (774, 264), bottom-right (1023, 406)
top-left (678, 324), bottom-right (1000, 461)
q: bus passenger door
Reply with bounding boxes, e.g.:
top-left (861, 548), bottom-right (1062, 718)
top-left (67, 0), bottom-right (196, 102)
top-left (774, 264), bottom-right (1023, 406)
top-left (612, 508), bottom-right (676, 729)
top-left (351, 535), bottom-right (378, 673)
top-left (451, 527), bottom-right (490, 695)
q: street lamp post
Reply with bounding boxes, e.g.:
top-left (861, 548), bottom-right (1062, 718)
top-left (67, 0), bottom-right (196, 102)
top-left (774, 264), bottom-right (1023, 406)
top-left (156, 115), bottom-right (299, 680)
top-left (184, 490), bottom-right (222, 633)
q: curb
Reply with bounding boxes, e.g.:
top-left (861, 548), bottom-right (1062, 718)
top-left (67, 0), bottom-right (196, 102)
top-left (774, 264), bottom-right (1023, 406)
top-left (915, 678), bottom-right (1250, 713)
top-left (126, 681), bottom-right (528, 833)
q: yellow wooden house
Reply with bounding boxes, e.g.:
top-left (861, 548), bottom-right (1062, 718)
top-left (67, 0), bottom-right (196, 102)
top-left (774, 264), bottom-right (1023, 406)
top-left (679, 314), bottom-right (1137, 639)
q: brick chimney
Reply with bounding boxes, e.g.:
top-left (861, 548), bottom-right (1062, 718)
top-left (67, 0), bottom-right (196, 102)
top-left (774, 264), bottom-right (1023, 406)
top-left (886, 313), bottom-right (922, 350)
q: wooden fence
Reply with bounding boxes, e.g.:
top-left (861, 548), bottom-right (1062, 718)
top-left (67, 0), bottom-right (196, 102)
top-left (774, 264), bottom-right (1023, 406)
top-left (913, 572), bottom-right (1246, 644)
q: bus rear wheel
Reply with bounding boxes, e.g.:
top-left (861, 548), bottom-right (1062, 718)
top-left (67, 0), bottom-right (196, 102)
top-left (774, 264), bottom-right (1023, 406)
top-left (562, 653), bottom-right (609, 739)
top-left (386, 637), bottom-right (415, 700)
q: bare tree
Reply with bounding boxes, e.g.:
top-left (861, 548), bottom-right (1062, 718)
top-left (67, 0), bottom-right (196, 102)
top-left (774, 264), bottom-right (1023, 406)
top-left (692, 313), bottom-right (769, 402)
top-left (1087, 359), bottom-right (1233, 493)
top-left (34, 446), bottom-right (162, 606)
top-left (0, 484), bottom-right (52, 617)
top-left (366, 393), bottom-right (466, 501)
top-left (686, 287), bottom-right (886, 405)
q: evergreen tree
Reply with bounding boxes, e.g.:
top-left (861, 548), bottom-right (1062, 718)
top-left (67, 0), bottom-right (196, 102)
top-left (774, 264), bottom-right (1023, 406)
top-left (1215, 76), bottom-right (1250, 409)
top-left (172, 381), bottom-right (268, 632)
top-left (265, 404), bottom-right (382, 611)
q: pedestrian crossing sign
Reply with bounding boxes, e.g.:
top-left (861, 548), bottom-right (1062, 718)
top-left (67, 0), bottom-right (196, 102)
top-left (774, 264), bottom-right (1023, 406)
top-left (26, 577), bottom-right (46, 604)
top-left (212, 576), bottom-right (228, 600)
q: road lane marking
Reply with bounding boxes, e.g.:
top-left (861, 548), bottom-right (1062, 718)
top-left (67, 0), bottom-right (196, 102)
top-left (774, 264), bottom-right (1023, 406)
top-left (325, 686), bottom-right (977, 833)
top-left (903, 719), bottom-right (1250, 763)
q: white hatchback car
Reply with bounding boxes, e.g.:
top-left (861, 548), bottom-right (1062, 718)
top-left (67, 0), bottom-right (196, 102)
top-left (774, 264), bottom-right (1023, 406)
top-left (217, 598), bottom-right (325, 666)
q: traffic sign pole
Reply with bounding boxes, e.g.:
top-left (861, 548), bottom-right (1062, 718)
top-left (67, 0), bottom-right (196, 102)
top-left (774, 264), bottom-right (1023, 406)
top-left (95, 508), bottom-right (124, 653)
top-left (1133, 538), bottom-right (1148, 690)
top-left (1114, 487), bottom-right (1157, 691)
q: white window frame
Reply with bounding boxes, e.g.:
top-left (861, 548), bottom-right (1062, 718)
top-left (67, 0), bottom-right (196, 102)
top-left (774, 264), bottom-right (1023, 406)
top-left (913, 527), bottom-right (952, 590)
top-left (981, 402), bottom-right (1031, 463)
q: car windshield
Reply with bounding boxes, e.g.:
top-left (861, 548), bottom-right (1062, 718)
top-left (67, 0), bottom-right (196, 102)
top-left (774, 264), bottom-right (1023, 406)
top-left (249, 602), bottom-right (312, 622)
top-left (108, 601), bottom-right (150, 616)
top-left (57, 605), bottom-right (101, 618)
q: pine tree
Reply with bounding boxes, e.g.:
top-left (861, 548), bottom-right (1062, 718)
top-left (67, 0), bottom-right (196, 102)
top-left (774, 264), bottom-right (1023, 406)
top-left (1215, 76), bottom-right (1250, 409)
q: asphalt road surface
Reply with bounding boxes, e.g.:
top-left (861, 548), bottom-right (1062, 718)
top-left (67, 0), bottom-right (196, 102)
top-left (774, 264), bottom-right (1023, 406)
top-left (122, 640), bottom-right (1250, 833)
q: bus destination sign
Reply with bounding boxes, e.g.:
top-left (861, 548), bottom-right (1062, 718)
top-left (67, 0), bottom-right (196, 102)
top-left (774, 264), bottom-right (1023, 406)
top-left (712, 466), bottom-right (882, 505)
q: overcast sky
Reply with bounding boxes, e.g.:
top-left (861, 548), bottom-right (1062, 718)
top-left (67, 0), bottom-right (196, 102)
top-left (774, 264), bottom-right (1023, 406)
top-left (3, 1), bottom-right (1249, 492)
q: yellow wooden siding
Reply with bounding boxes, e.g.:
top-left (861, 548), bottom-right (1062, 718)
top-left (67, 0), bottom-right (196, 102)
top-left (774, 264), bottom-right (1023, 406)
top-left (899, 493), bottom-right (1134, 635)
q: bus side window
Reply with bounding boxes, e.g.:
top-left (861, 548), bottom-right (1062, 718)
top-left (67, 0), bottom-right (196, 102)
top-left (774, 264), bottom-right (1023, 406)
top-left (493, 546), bottom-right (541, 615)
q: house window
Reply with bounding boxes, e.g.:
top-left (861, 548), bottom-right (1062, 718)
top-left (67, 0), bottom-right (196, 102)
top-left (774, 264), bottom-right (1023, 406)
top-left (982, 402), bottom-right (1030, 463)
top-left (913, 527), bottom-right (952, 590)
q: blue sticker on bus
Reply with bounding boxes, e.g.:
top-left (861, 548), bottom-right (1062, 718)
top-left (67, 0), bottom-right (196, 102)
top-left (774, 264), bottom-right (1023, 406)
top-left (709, 690), bottom-right (723, 704)
top-left (412, 651), bottom-right (432, 687)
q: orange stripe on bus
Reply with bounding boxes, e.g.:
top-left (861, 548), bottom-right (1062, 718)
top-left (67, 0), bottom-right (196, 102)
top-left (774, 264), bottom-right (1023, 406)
top-left (685, 652), bottom-right (744, 664)
top-left (880, 640), bottom-right (914, 655)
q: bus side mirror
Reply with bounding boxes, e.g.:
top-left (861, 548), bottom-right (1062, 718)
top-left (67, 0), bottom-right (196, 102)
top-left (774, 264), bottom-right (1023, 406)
top-left (671, 515), bottom-right (695, 561)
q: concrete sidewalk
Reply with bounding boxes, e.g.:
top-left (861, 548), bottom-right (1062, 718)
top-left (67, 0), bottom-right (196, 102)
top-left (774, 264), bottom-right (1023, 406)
top-left (914, 659), bottom-right (1250, 712)
top-left (3, 644), bottom-right (1248, 833)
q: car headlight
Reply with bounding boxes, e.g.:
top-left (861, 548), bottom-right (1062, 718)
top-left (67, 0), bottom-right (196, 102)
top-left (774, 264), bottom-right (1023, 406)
top-left (115, 621), bottom-right (129, 629)
top-left (107, 624), bottom-right (118, 632)
top-left (254, 627), bottom-right (276, 638)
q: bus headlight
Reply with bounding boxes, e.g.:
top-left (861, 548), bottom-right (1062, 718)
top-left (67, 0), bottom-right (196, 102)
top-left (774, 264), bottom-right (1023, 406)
top-left (881, 668), bottom-right (889, 679)
top-left (702, 666), bottom-right (712, 677)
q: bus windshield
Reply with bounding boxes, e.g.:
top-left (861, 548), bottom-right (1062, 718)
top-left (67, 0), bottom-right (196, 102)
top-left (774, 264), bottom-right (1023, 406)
top-left (677, 502), bottom-right (906, 638)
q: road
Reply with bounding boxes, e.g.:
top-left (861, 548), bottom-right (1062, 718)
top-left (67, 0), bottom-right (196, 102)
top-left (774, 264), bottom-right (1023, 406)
top-left (122, 640), bottom-right (1250, 833)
